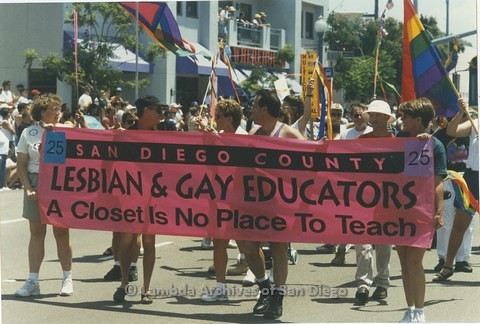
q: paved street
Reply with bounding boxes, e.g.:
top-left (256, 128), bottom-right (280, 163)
top-left (1, 188), bottom-right (479, 323)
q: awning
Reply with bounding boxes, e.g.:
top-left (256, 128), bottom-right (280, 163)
top-left (176, 42), bottom-right (229, 77)
top-left (110, 45), bottom-right (152, 73)
top-left (63, 31), bottom-right (152, 73)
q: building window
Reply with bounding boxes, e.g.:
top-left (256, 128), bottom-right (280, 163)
top-left (28, 69), bottom-right (56, 96)
top-left (305, 12), bottom-right (314, 39)
top-left (177, 2), bottom-right (182, 16)
top-left (186, 2), bottom-right (198, 18)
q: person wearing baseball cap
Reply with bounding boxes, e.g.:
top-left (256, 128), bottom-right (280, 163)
top-left (113, 95), bottom-right (167, 305)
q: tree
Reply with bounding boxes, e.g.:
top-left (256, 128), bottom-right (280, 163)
top-left (324, 12), bottom-right (470, 103)
top-left (276, 44), bottom-right (295, 66)
top-left (24, 3), bottom-right (165, 106)
top-left (239, 67), bottom-right (277, 95)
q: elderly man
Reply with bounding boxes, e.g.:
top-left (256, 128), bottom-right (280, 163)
top-left (354, 99), bottom-right (395, 304)
top-left (240, 89), bottom-right (304, 319)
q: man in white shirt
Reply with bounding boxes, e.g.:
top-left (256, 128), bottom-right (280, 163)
top-left (0, 81), bottom-right (15, 107)
top-left (339, 103), bottom-right (373, 139)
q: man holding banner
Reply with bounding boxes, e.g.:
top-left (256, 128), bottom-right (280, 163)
top-left (241, 89), bottom-right (304, 319)
top-left (353, 99), bottom-right (395, 304)
top-left (113, 96), bottom-right (166, 305)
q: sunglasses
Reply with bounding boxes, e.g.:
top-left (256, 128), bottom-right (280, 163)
top-left (331, 112), bottom-right (342, 117)
top-left (353, 113), bottom-right (363, 119)
top-left (149, 105), bottom-right (168, 114)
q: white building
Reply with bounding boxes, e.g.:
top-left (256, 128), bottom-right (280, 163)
top-left (0, 1), bottom-right (328, 108)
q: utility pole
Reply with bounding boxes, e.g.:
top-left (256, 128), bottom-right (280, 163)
top-left (374, 0), bottom-right (379, 20)
top-left (446, 0), bottom-right (449, 35)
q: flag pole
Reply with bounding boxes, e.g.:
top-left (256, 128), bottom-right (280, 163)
top-left (446, 76), bottom-right (478, 134)
top-left (134, 1), bottom-right (139, 100)
top-left (73, 10), bottom-right (79, 116)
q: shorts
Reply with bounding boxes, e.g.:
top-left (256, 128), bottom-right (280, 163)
top-left (453, 169), bottom-right (479, 209)
top-left (23, 173), bottom-right (40, 222)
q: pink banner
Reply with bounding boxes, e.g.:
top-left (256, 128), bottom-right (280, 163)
top-left (38, 128), bottom-right (435, 247)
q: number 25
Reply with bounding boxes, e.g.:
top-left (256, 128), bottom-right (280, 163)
top-left (408, 149), bottom-right (430, 166)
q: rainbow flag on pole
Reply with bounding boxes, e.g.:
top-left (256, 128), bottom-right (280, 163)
top-left (119, 2), bottom-right (209, 58)
top-left (401, 0), bottom-right (459, 117)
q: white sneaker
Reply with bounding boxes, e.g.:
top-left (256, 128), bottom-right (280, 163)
top-left (200, 238), bottom-right (212, 249)
top-left (200, 286), bottom-right (228, 302)
top-left (399, 309), bottom-right (413, 323)
top-left (412, 311), bottom-right (425, 323)
top-left (60, 278), bottom-right (73, 296)
top-left (15, 279), bottom-right (40, 297)
top-left (227, 240), bottom-right (237, 248)
top-left (242, 269), bottom-right (256, 287)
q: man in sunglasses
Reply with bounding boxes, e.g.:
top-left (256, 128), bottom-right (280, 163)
top-left (328, 103), bottom-right (347, 139)
top-left (113, 95), bottom-right (166, 305)
top-left (339, 103), bottom-right (373, 139)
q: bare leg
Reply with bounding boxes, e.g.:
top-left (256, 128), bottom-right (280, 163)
top-left (142, 234), bottom-right (156, 292)
top-left (28, 221), bottom-right (47, 273)
top-left (213, 239), bottom-right (229, 283)
top-left (52, 226), bottom-right (72, 271)
top-left (396, 246), bottom-right (426, 307)
top-left (239, 241), bottom-right (265, 279)
top-left (270, 242), bottom-right (288, 287)
top-left (444, 209), bottom-right (472, 269)
top-left (111, 232), bottom-right (120, 262)
top-left (118, 233), bottom-right (137, 288)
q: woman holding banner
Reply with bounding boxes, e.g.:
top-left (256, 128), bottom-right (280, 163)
top-left (15, 93), bottom-right (85, 297)
top-left (396, 98), bottom-right (446, 322)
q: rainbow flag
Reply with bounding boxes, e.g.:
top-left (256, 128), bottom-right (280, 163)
top-left (119, 2), bottom-right (209, 58)
top-left (445, 170), bottom-right (479, 216)
top-left (401, 0), bottom-right (459, 117)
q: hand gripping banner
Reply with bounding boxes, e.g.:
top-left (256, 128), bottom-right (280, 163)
top-left (38, 128), bottom-right (435, 247)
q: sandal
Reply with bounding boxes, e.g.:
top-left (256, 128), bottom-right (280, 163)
top-left (141, 294), bottom-right (153, 304)
top-left (432, 266), bottom-right (454, 282)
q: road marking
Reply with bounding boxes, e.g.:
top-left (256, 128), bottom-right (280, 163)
top-left (98, 241), bottom-right (173, 261)
top-left (0, 218), bottom-right (27, 225)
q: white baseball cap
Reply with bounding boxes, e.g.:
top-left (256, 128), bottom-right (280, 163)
top-left (362, 100), bottom-right (395, 122)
